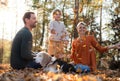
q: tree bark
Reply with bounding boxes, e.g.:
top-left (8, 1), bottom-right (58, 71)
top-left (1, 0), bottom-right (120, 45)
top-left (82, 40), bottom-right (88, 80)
top-left (73, 0), bottom-right (79, 38)
top-left (40, 0), bottom-right (47, 45)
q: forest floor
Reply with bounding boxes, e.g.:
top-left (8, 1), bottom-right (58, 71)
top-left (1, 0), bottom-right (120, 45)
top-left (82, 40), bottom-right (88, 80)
top-left (0, 64), bottom-right (120, 81)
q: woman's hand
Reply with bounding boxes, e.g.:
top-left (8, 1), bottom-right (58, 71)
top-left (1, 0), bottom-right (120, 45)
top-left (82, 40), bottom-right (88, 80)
top-left (115, 43), bottom-right (120, 49)
top-left (107, 43), bottom-right (120, 49)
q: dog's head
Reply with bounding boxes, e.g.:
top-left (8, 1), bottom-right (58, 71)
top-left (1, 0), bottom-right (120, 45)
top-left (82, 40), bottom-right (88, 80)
top-left (34, 51), bottom-right (52, 67)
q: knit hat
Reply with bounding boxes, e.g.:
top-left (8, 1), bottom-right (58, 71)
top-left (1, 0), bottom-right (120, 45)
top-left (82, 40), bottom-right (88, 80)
top-left (76, 22), bottom-right (86, 28)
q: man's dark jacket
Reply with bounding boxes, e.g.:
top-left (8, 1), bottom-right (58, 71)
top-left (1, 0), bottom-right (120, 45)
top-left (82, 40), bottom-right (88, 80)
top-left (10, 27), bottom-right (33, 69)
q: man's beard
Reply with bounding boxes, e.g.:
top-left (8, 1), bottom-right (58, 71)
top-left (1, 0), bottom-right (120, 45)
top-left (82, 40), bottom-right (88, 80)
top-left (31, 23), bottom-right (36, 28)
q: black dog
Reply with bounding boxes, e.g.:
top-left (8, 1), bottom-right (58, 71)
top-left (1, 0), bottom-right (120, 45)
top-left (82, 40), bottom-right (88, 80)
top-left (53, 59), bottom-right (76, 73)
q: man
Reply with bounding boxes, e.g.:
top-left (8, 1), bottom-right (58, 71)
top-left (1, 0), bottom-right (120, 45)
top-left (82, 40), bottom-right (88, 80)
top-left (10, 12), bottom-right (41, 69)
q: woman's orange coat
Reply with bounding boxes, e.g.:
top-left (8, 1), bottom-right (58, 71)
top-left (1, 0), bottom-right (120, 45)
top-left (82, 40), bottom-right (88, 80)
top-left (71, 35), bottom-right (108, 71)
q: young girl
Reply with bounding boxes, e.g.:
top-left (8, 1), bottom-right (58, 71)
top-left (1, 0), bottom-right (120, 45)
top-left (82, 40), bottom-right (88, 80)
top-left (70, 22), bottom-right (120, 72)
top-left (48, 9), bottom-right (69, 58)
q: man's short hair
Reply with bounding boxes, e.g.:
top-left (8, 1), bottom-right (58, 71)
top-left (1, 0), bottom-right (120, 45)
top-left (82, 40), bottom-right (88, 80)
top-left (23, 12), bottom-right (35, 24)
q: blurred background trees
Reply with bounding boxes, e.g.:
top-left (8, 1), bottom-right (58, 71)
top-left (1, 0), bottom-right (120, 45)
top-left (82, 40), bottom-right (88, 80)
top-left (0, 0), bottom-right (120, 63)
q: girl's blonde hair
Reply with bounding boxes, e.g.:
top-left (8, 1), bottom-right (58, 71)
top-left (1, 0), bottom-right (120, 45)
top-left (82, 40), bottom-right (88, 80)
top-left (52, 9), bottom-right (62, 16)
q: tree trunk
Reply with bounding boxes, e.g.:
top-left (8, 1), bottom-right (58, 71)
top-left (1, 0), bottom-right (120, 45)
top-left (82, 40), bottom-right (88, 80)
top-left (0, 23), bottom-right (4, 63)
top-left (99, 5), bottom-right (103, 45)
top-left (73, 0), bottom-right (79, 39)
top-left (40, 0), bottom-right (47, 45)
top-left (62, 0), bottom-right (67, 26)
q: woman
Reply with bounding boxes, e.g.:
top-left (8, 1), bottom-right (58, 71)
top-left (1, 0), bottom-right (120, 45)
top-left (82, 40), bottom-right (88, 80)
top-left (70, 22), bottom-right (120, 71)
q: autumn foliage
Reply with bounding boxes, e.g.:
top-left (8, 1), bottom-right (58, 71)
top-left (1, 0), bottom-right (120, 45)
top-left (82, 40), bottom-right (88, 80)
top-left (0, 64), bottom-right (120, 81)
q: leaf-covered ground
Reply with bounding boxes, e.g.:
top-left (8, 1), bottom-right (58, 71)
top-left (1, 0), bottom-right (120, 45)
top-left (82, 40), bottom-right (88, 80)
top-left (0, 64), bottom-right (120, 81)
